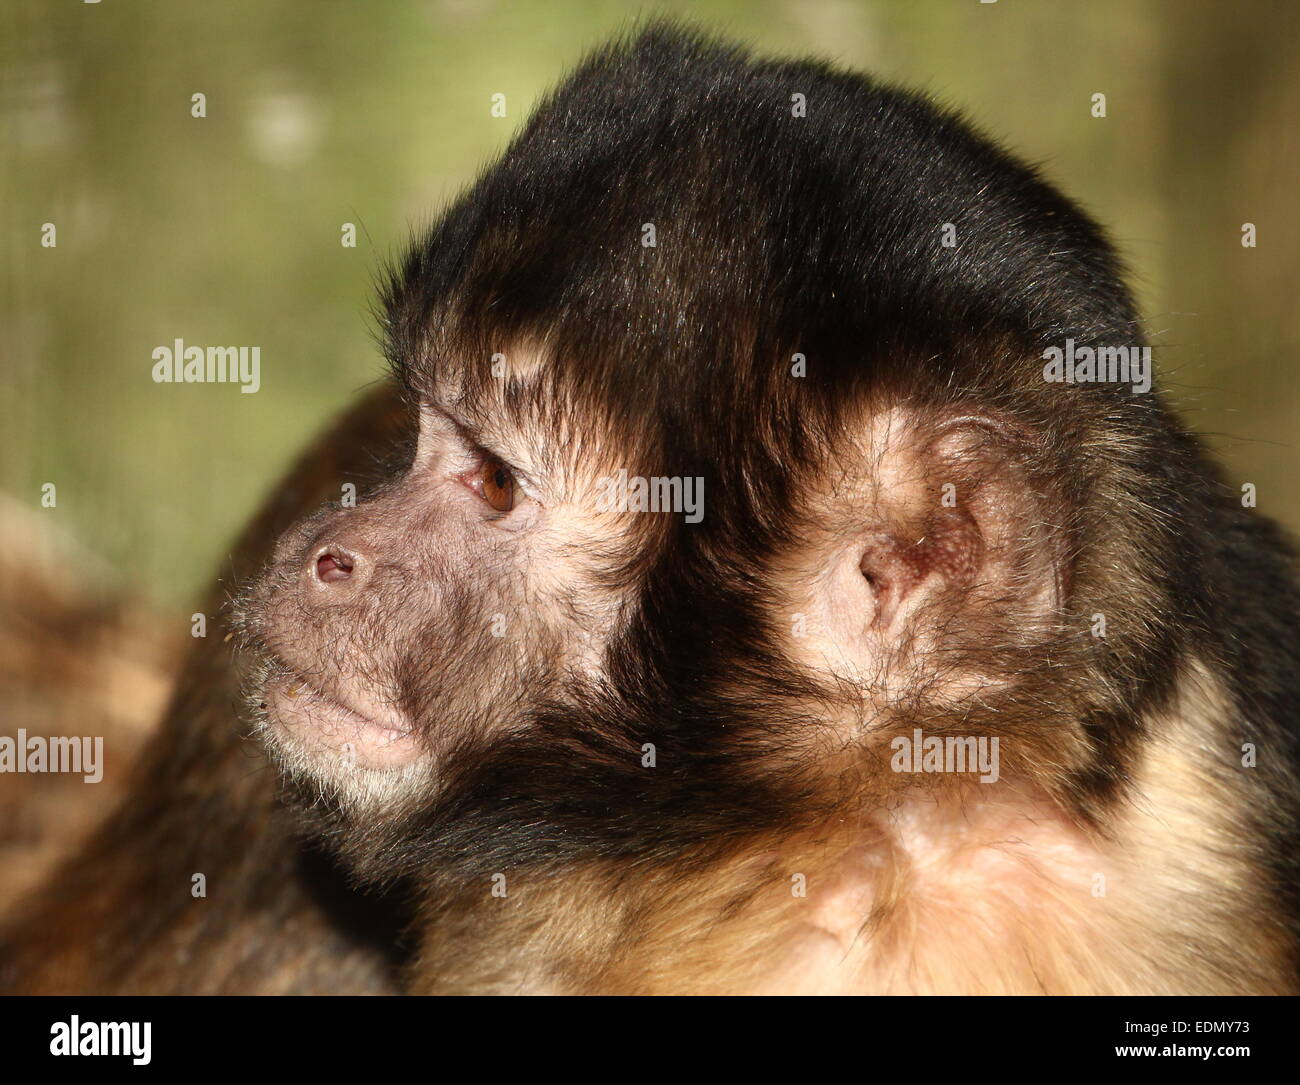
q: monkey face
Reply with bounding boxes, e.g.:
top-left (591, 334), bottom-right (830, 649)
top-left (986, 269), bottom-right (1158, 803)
top-left (237, 389), bottom-right (640, 815)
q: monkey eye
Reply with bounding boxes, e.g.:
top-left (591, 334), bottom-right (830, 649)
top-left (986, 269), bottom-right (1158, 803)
top-left (462, 455), bottom-right (518, 513)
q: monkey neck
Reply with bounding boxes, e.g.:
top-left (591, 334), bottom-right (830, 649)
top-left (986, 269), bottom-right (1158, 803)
top-left (408, 662), bottom-right (1291, 995)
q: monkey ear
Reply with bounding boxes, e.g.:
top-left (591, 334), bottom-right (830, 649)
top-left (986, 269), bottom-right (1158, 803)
top-left (823, 412), bottom-right (1064, 683)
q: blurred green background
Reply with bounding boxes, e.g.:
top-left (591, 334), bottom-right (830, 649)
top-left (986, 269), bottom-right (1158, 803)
top-left (3, 0), bottom-right (1298, 608)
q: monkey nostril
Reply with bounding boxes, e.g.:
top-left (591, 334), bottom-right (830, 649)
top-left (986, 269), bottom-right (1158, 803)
top-left (314, 548), bottom-right (354, 584)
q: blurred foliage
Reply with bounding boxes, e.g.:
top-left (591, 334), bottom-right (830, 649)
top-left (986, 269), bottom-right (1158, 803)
top-left (3, 0), bottom-right (1298, 607)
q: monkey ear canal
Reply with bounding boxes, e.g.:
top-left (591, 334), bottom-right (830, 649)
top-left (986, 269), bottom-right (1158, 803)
top-left (858, 505), bottom-right (984, 633)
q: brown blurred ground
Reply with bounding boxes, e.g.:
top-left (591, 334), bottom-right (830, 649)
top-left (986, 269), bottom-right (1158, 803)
top-left (0, 497), bottom-right (179, 912)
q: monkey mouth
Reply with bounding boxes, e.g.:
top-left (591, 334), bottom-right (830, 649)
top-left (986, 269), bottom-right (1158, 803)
top-left (263, 671), bottom-right (421, 770)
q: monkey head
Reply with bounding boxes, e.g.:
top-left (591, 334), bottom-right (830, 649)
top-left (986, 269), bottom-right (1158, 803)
top-left (234, 26), bottom-right (1202, 890)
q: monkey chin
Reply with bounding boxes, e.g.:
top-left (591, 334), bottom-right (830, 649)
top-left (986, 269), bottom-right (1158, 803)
top-left (256, 674), bottom-right (434, 815)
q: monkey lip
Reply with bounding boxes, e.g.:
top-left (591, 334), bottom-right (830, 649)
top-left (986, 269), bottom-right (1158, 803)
top-left (265, 672), bottom-right (421, 769)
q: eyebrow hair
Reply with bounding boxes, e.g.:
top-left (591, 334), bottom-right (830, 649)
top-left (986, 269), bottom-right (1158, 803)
top-left (431, 402), bottom-right (481, 445)
top-left (425, 399), bottom-right (551, 500)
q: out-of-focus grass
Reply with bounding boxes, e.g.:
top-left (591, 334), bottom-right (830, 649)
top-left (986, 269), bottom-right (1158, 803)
top-left (3, 0), bottom-right (1297, 608)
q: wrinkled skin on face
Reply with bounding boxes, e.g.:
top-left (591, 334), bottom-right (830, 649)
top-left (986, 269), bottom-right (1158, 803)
top-left (239, 391), bottom-right (635, 814)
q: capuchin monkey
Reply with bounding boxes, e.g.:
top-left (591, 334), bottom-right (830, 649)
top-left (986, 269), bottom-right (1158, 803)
top-left (5, 24), bottom-right (1299, 995)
